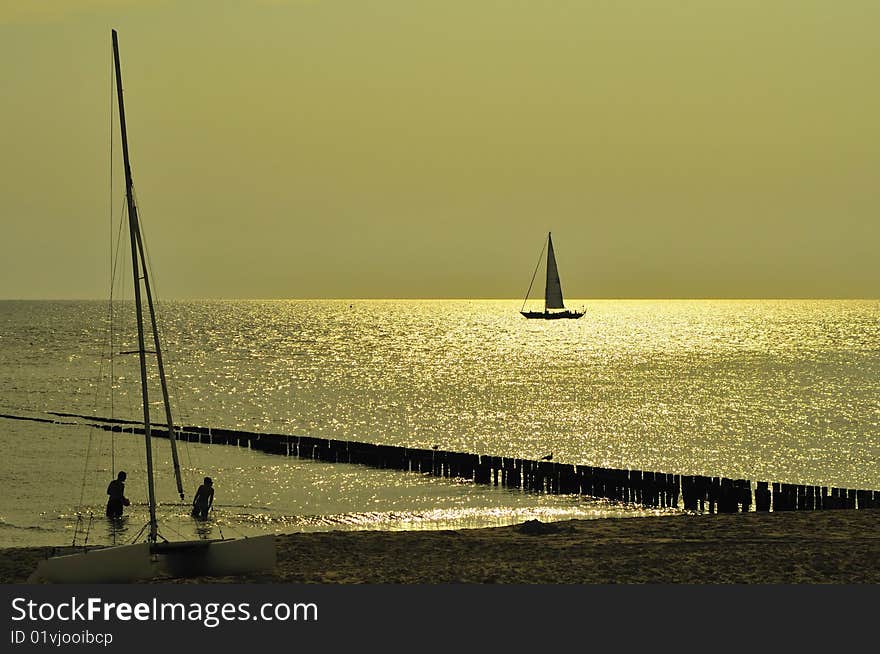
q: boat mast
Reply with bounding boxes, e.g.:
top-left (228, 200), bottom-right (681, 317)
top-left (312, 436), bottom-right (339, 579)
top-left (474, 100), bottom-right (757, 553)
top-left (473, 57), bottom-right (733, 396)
top-left (110, 32), bottom-right (184, 501)
top-left (544, 232), bottom-right (549, 313)
top-left (112, 29), bottom-right (158, 542)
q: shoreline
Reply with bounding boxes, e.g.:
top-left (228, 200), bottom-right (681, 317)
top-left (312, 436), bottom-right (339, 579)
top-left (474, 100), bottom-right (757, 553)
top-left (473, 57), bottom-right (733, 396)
top-left (4, 509), bottom-right (880, 584)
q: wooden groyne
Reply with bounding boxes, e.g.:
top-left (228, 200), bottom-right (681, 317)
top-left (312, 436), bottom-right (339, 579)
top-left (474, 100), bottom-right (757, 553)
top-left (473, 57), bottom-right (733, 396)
top-left (5, 411), bottom-right (880, 513)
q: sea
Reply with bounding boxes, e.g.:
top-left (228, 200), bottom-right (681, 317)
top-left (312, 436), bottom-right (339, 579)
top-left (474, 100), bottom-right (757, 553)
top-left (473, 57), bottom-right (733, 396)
top-left (1, 299), bottom-right (878, 548)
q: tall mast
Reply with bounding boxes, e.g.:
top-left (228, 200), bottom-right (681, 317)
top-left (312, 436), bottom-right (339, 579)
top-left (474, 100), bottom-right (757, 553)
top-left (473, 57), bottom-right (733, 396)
top-left (544, 233), bottom-right (549, 313)
top-left (112, 29), bottom-right (158, 542)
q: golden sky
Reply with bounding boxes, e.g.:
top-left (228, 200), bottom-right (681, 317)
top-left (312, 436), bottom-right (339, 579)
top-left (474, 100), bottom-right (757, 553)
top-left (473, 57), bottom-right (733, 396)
top-left (1, 1), bottom-right (877, 298)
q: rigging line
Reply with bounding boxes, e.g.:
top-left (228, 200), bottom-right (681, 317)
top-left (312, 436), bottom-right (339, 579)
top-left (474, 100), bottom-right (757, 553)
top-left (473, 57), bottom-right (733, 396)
top-left (108, 201), bottom-right (128, 374)
top-left (71, 515), bottom-right (82, 547)
top-left (83, 250), bottom-right (128, 521)
top-left (213, 517), bottom-right (245, 539)
top-left (127, 522), bottom-right (150, 545)
top-left (74, 209), bottom-right (124, 512)
top-left (83, 513), bottom-right (94, 547)
top-left (116, 219), bottom-right (139, 426)
top-left (108, 38), bottom-right (115, 471)
top-left (109, 37), bottom-right (115, 260)
top-left (131, 190), bottom-right (199, 492)
top-left (521, 239), bottom-right (547, 312)
top-left (81, 417), bottom-right (104, 527)
top-left (74, 512), bottom-right (94, 548)
top-left (79, 201), bottom-right (129, 514)
top-left (156, 521), bottom-right (189, 541)
top-left (107, 40), bottom-right (121, 478)
top-left (109, 251), bottom-right (141, 512)
top-left (130, 187), bottom-right (195, 495)
top-left (128, 191), bottom-right (176, 415)
top-left (76, 408), bottom-right (104, 528)
top-left (108, 200), bottom-right (128, 478)
top-left (78, 46), bottom-right (125, 515)
top-left (85, 419), bottom-right (111, 536)
top-left (77, 417), bottom-right (99, 512)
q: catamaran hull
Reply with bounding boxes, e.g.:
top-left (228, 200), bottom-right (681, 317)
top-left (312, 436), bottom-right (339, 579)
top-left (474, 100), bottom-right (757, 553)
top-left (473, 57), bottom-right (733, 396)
top-left (27, 535), bottom-right (276, 583)
top-left (27, 543), bottom-right (155, 584)
top-left (154, 535), bottom-right (277, 579)
top-left (520, 310), bottom-right (585, 320)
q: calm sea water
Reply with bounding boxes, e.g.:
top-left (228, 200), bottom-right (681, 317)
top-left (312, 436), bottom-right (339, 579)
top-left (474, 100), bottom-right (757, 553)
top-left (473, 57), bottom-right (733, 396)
top-left (1, 299), bottom-right (878, 547)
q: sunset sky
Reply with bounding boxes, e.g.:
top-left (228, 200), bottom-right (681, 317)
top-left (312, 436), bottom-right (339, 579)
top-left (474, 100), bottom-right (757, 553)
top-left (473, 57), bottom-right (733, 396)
top-left (1, 1), bottom-right (877, 299)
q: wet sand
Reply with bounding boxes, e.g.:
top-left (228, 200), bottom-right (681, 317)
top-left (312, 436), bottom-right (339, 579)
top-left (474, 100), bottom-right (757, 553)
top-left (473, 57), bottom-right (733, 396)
top-left (4, 510), bottom-right (880, 584)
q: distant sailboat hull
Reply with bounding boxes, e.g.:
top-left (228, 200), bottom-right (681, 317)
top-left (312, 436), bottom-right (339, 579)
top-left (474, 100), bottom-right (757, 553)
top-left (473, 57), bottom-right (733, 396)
top-left (520, 309), bottom-right (585, 320)
top-left (520, 232), bottom-right (583, 319)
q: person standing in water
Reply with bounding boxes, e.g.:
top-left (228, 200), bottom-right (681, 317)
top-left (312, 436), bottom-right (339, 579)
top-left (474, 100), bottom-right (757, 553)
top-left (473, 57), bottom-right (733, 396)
top-left (191, 477), bottom-right (214, 520)
top-left (106, 471), bottom-right (130, 518)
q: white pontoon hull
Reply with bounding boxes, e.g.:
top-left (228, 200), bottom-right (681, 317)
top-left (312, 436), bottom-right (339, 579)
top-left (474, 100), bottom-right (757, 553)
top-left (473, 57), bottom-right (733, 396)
top-left (27, 535), bottom-right (276, 583)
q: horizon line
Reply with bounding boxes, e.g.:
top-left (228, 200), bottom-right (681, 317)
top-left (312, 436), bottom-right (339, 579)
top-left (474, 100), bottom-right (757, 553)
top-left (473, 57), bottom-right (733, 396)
top-left (1, 297), bottom-right (878, 302)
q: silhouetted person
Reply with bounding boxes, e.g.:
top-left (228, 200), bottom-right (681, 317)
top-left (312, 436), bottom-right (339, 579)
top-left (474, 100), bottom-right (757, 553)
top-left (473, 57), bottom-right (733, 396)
top-left (106, 471), bottom-right (130, 518)
top-left (191, 477), bottom-right (214, 520)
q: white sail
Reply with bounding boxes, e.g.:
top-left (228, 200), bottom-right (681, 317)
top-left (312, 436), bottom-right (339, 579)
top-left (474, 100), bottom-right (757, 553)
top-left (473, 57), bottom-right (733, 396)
top-left (545, 233), bottom-right (565, 310)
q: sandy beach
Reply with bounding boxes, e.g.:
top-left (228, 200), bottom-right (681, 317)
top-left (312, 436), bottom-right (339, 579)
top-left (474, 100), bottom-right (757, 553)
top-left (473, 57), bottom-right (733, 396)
top-left (3, 509), bottom-right (880, 584)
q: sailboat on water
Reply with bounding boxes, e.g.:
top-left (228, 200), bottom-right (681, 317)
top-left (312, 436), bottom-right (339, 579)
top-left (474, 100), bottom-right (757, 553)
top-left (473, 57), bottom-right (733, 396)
top-left (28, 30), bottom-right (275, 583)
top-left (520, 232), bottom-right (585, 319)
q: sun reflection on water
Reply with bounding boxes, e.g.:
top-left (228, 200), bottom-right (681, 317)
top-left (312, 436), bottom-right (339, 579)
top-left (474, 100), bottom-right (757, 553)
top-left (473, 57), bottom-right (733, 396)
top-left (1, 299), bottom-right (878, 546)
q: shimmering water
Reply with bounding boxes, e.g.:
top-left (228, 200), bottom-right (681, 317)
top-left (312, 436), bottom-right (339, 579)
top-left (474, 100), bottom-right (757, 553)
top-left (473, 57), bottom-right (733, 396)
top-left (1, 299), bottom-right (878, 547)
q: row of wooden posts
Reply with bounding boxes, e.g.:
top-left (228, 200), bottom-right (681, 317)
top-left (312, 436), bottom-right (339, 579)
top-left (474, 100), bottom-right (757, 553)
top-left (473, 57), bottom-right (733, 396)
top-left (5, 412), bottom-right (876, 514)
top-left (102, 420), bottom-right (880, 514)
